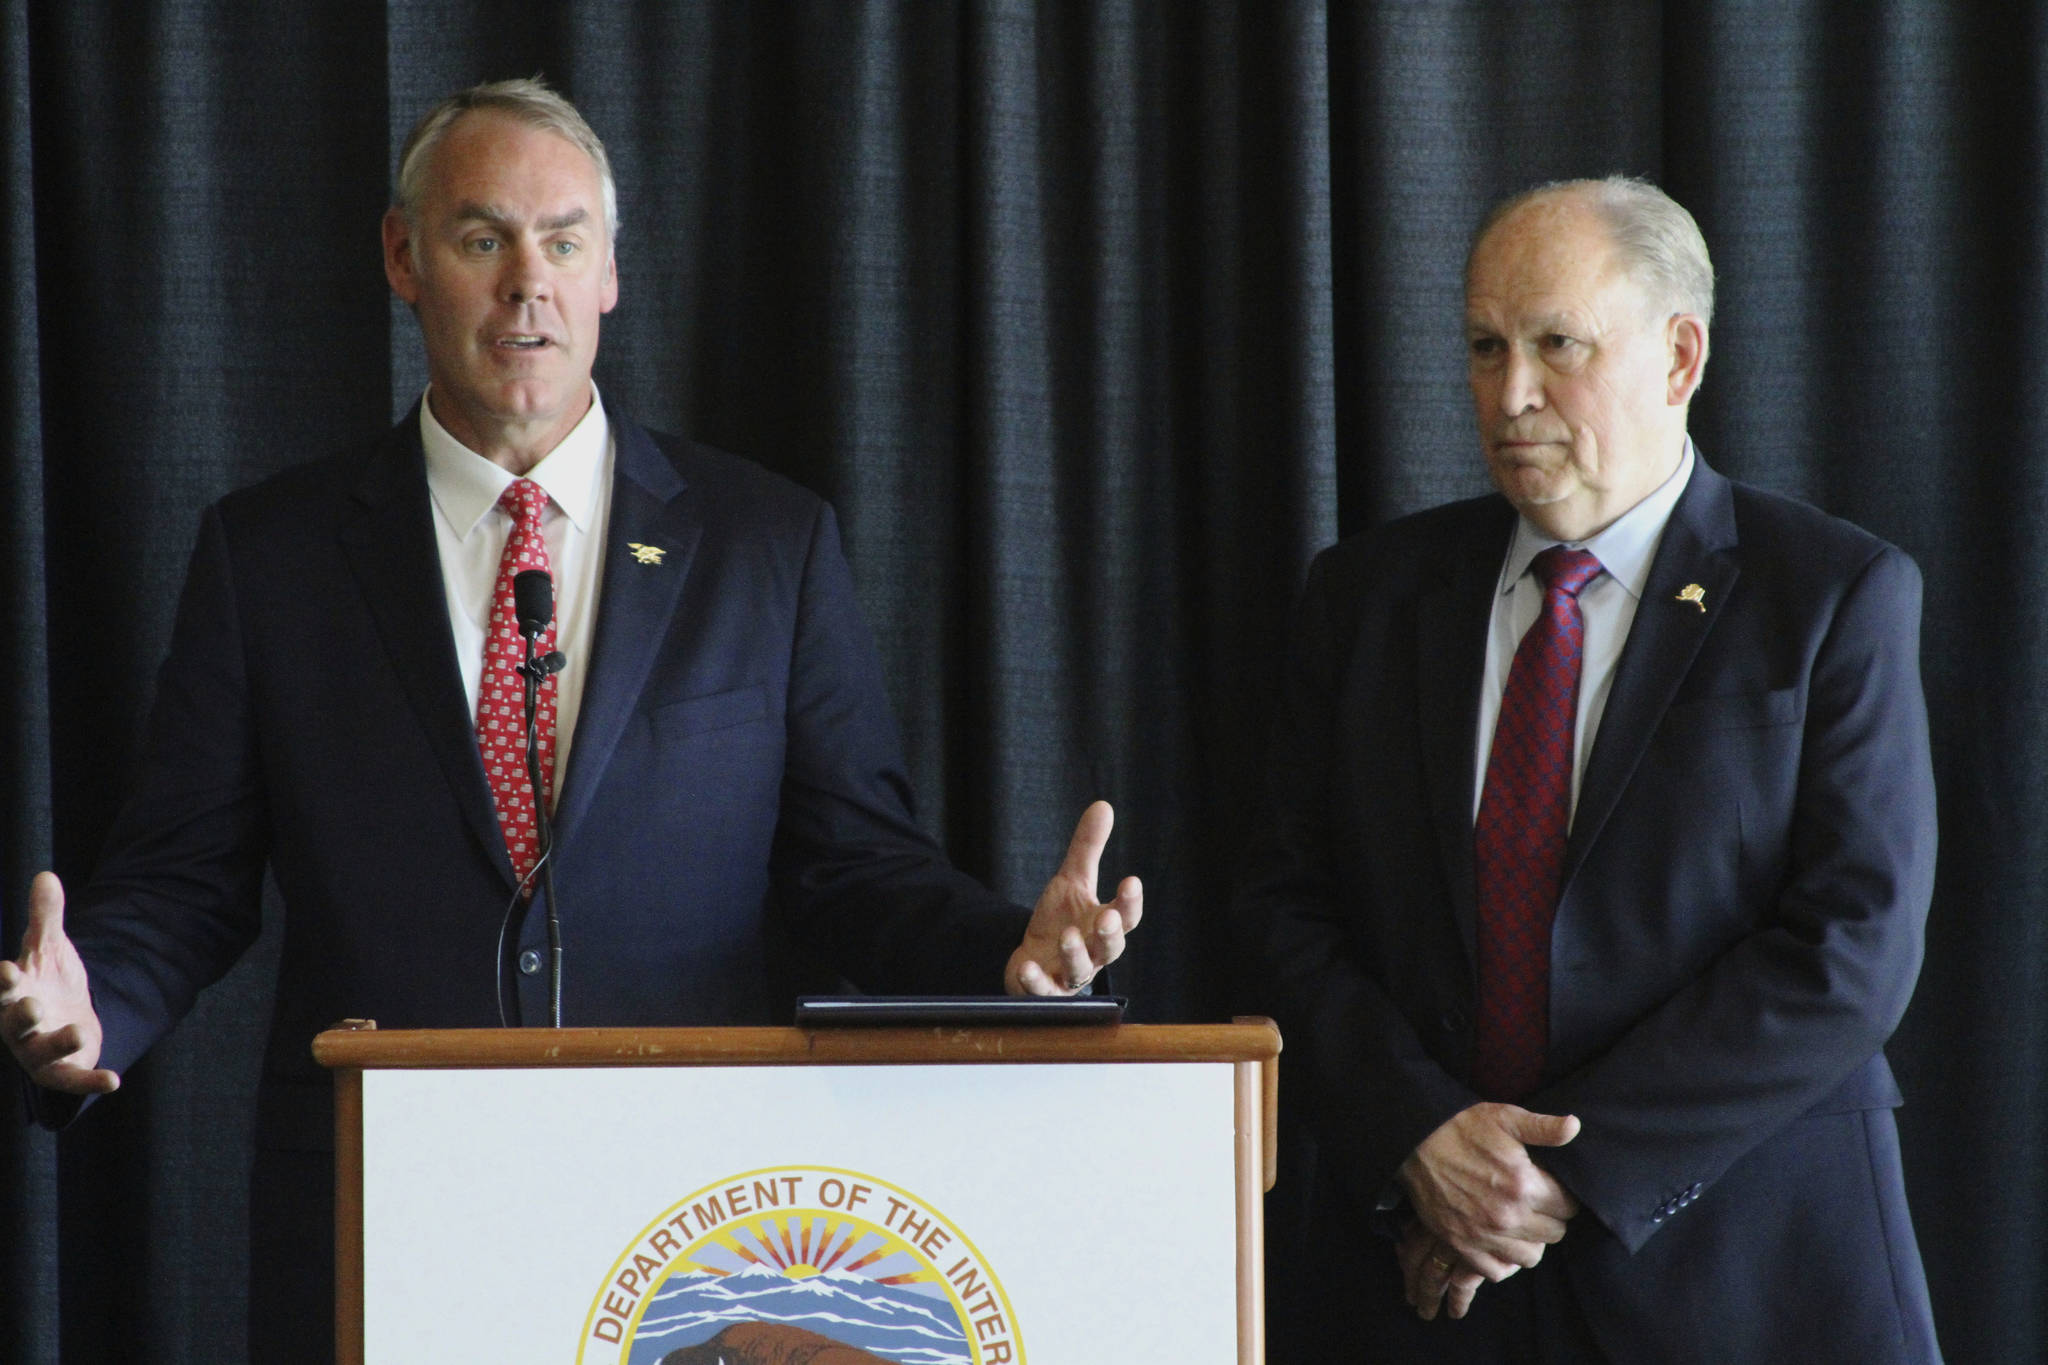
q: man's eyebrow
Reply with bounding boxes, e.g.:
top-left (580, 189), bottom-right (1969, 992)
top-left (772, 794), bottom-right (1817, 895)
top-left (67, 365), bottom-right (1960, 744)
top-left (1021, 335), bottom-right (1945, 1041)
top-left (538, 207), bottom-right (592, 232)
top-left (448, 203), bottom-right (592, 233)
top-left (451, 200), bottom-right (512, 227)
top-left (1464, 310), bottom-right (1584, 335)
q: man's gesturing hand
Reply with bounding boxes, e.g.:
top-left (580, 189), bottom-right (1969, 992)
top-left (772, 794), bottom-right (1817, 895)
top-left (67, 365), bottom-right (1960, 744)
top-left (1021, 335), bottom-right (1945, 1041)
top-left (0, 872), bottom-right (119, 1095)
top-left (1006, 801), bottom-right (1142, 995)
top-left (1398, 1102), bottom-right (1581, 1283)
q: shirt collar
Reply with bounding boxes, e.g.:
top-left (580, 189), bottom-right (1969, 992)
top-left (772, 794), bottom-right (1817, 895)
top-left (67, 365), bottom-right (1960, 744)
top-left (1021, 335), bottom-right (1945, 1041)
top-left (1498, 438), bottom-right (1697, 600)
top-left (420, 383), bottom-right (612, 539)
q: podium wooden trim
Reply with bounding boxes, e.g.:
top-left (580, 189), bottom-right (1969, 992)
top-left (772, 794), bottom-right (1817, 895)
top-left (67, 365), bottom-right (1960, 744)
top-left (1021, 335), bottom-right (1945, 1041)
top-left (318, 1017), bottom-right (1280, 1364)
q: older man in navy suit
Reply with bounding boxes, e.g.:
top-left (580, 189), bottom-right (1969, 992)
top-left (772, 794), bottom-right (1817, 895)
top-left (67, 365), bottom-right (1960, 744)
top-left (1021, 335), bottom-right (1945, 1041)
top-left (0, 79), bottom-right (1139, 1362)
top-left (1248, 177), bottom-right (1939, 1361)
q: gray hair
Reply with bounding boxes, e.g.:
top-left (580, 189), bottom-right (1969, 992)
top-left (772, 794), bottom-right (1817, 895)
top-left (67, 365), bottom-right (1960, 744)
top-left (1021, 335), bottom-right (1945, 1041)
top-left (1472, 175), bottom-right (1713, 325)
top-left (394, 76), bottom-right (620, 243)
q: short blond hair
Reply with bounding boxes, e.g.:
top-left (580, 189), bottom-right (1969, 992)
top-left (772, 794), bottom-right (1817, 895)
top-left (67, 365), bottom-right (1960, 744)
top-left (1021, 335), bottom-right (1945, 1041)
top-left (394, 76), bottom-right (620, 242)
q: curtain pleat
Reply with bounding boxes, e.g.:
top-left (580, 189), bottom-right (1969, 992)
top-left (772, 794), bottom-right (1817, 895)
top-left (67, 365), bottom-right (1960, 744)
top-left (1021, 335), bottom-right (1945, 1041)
top-left (3, 0), bottom-right (58, 1358)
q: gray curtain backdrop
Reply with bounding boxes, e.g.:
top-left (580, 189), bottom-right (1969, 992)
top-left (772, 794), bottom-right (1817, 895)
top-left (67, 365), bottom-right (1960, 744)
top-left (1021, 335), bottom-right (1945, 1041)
top-left (3, 3), bottom-right (2040, 1361)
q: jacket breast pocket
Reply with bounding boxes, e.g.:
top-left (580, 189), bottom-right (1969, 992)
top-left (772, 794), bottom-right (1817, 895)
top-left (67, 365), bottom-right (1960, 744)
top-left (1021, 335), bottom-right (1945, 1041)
top-left (1658, 686), bottom-right (1802, 735)
top-left (1646, 685), bottom-right (1803, 796)
top-left (649, 683), bottom-right (770, 738)
top-left (1641, 685), bottom-right (1803, 886)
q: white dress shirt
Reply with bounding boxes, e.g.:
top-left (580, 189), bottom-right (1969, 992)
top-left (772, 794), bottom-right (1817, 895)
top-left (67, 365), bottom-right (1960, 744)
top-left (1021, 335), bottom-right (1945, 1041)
top-left (419, 385), bottom-right (615, 794)
top-left (1473, 440), bottom-right (1696, 824)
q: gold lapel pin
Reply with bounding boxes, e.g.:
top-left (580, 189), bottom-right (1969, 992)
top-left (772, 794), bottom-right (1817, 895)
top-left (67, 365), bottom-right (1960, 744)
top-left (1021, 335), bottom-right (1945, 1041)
top-left (626, 542), bottom-right (666, 565)
top-left (1676, 583), bottom-right (1706, 612)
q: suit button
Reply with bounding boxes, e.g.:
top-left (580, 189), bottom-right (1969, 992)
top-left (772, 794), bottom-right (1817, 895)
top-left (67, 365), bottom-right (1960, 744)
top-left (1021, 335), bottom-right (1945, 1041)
top-left (519, 949), bottom-right (543, 976)
top-left (1439, 1009), bottom-right (1468, 1034)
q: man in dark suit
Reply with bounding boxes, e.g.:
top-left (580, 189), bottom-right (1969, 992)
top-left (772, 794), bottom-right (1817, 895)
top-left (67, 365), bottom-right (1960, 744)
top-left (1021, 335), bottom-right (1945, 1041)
top-left (0, 79), bottom-right (1139, 1360)
top-left (1248, 177), bottom-right (1939, 1362)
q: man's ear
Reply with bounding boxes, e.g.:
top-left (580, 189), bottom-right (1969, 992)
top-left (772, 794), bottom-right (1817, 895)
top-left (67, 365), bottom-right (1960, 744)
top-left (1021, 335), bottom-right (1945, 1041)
top-left (382, 207), bottom-right (421, 306)
top-left (1666, 313), bottom-right (1708, 406)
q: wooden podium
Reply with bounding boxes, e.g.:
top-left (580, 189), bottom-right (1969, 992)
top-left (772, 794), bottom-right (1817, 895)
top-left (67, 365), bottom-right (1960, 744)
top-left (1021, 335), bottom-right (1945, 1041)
top-left (315, 1018), bottom-right (1279, 1365)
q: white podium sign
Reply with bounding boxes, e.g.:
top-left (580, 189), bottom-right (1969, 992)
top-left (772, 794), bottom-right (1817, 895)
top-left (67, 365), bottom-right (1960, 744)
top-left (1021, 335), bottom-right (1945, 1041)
top-left (319, 1023), bottom-right (1279, 1365)
top-left (361, 1063), bottom-right (1233, 1362)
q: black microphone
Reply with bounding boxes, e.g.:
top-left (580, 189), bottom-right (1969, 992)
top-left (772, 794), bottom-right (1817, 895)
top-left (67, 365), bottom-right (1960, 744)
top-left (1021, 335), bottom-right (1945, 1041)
top-left (514, 568), bottom-right (553, 638)
top-left (511, 567), bottom-right (565, 1028)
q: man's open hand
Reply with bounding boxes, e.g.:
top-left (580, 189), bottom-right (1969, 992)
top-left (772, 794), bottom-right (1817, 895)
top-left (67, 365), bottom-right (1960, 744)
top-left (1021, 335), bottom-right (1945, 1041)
top-left (1005, 801), bottom-right (1142, 995)
top-left (1, 872), bottom-right (119, 1095)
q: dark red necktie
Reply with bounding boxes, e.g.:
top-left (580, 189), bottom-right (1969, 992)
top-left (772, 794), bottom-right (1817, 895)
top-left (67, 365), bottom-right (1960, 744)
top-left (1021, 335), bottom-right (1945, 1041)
top-left (1473, 546), bottom-right (1604, 1100)
top-left (477, 479), bottom-right (557, 886)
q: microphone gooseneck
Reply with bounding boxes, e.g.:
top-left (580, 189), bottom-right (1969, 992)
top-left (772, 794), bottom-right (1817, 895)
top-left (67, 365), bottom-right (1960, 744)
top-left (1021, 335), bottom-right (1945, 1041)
top-left (513, 567), bottom-right (565, 1028)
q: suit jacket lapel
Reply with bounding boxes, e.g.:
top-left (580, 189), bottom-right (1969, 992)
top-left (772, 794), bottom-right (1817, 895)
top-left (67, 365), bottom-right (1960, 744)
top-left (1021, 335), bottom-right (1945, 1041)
top-left (1561, 456), bottom-right (1742, 889)
top-left (1419, 502), bottom-right (1518, 968)
top-left (550, 415), bottom-right (702, 846)
top-left (338, 410), bottom-right (514, 886)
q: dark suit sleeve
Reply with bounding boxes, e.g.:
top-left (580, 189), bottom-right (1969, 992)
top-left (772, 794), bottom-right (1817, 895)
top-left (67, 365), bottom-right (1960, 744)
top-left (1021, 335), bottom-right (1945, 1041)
top-left (766, 502), bottom-right (1030, 992)
top-left (1244, 550), bottom-right (1480, 1213)
top-left (1536, 544), bottom-right (1936, 1252)
top-left (67, 504), bottom-right (271, 1082)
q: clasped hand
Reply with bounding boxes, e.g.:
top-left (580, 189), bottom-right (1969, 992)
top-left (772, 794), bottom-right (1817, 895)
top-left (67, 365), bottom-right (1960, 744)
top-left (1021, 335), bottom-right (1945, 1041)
top-left (1396, 1101), bottom-right (1582, 1320)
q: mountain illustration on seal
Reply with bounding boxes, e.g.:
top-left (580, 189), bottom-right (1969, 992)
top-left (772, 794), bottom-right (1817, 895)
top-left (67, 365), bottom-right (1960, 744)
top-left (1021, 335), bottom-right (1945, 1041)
top-left (659, 1321), bottom-right (892, 1364)
top-left (626, 1263), bottom-right (973, 1365)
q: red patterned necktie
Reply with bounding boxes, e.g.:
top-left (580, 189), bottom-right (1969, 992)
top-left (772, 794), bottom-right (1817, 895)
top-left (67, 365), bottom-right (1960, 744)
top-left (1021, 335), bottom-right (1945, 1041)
top-left (477, 478), bottom-right (557, 887)
top-left (1473, 545), bottom-right (1605, 1101)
